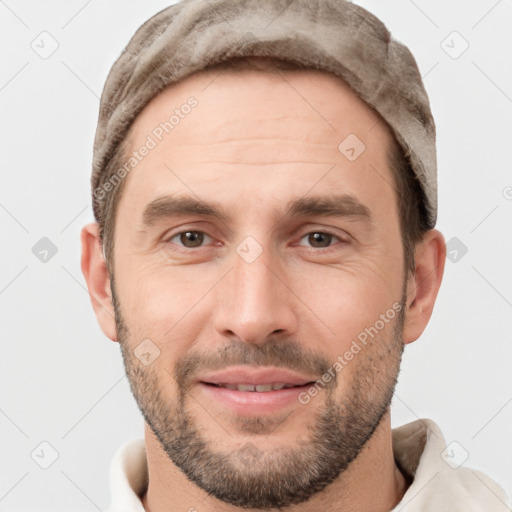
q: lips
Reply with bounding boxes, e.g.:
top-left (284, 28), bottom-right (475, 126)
top-left (199, 366), bottom-right (316, 390)
top-left (206, 382), bottom-right (306, 392)
top-left (197, 366), bottom-right (318, 415)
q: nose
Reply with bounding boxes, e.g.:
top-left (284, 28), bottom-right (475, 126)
top-left (212, 244), bottom-right (299, 345)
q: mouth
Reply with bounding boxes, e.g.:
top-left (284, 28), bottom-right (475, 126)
top-left (202, 382), bottom-right (312, 392)
top-left (197, 366), bottom-right (317, 415)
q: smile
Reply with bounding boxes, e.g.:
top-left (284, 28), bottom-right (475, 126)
top-left (197, 367), bottom-right (318, 415)
top-left (204, 382), bottom-right (308, 392)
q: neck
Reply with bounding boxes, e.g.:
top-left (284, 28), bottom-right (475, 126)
top-left (141, 410), bottom-right (408, 512)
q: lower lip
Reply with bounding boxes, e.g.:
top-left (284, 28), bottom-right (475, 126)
top-left (198, 382), bottom-right (313, 415)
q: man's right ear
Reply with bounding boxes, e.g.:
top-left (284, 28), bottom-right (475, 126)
top-left (80, 222), bottom-right (118, 341)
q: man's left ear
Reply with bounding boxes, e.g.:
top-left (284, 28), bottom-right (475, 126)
top-left (402, 229), bottom-right (446, 345)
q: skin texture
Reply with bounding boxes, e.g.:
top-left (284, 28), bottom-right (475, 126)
top-left (81, 68), bottom-right (446, 512)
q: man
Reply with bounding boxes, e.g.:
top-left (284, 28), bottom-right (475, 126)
top-left (81, 0), bottom-right (510, 510)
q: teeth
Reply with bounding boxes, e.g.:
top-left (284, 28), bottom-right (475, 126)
top-left (238, 384), bottom-right (256, 391)
top-left (215, 383), bottom-right (299, 392)
top-left (255, 384), bottom-right (273, 392)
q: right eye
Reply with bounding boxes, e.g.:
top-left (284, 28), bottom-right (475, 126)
top-left (166, 230), bottom-right (215, 249)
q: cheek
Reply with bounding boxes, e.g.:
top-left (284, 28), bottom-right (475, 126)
top-left (114, 261), bottom-right (221, 370)
top-left (290, 262), bottom-right (402, 350)
top-left (117, 257), bottom-right (208, 319)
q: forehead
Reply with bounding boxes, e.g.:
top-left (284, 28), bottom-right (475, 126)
top-left (118, 67), bottom-right (397, 224)
top-left (129, 67), bottom-right (393, 152)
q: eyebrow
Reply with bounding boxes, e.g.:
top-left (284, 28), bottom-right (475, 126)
top-left (141, 193), bottom-right (372, 228)
top-left (284, 195), bottom-right (371, 222)
top-left (142, 195), bottom-right (231, 226)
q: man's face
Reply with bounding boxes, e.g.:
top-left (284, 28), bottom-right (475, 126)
top-left (111, 69), bottom-right (407, 508)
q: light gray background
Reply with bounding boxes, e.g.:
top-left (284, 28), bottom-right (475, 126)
top-left (1, 1), bottom-right (511, 510)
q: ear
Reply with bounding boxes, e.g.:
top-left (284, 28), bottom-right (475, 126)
top-left (402, 229), bottom-right (446, 345)
top-left (80, 222), bottom-right (118, 341)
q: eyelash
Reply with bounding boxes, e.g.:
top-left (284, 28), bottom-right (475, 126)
top-left (164, 229), bottom-right (347, 253)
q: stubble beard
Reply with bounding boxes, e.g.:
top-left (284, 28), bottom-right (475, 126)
top-left (112, 280), bottom-right (405, 509)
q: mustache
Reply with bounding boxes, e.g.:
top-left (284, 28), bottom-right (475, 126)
top-left (174, 338), bottom-right (334, 390)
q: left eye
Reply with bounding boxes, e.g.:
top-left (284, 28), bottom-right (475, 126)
top-left (297, 231), bottom-right (341, 249)
top-left (168, 231), bottom-right (213, 248)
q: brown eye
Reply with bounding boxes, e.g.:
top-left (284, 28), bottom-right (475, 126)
top-left (299, 232), bottom-right (338, 248)
top-left (169, 231), bottom-right (211, 248)
top-left (180, 231), bottom-right (203, 247)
